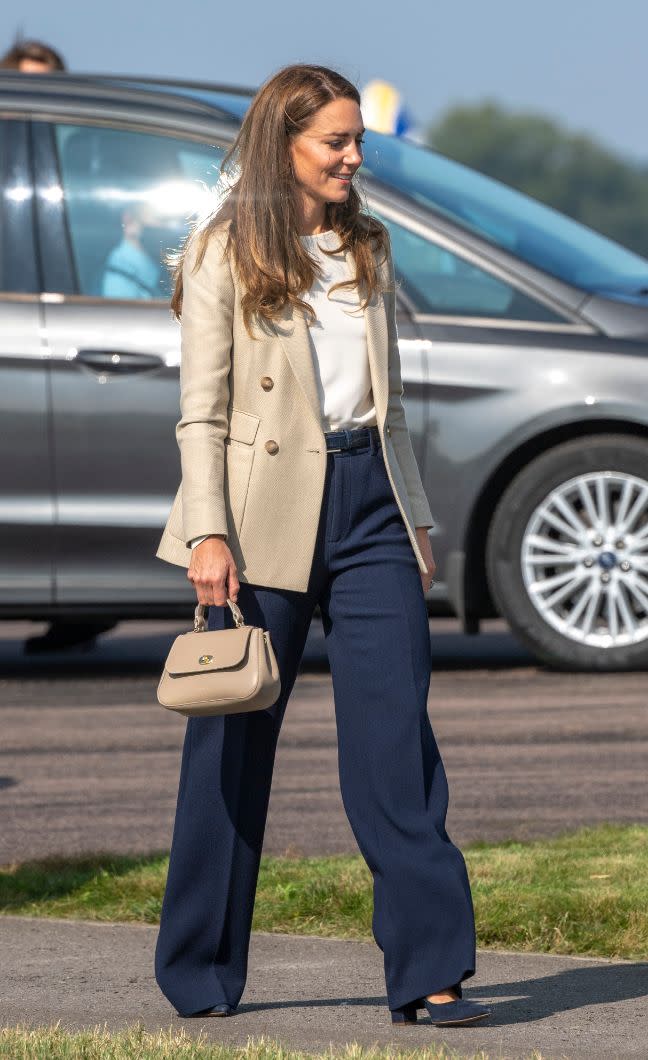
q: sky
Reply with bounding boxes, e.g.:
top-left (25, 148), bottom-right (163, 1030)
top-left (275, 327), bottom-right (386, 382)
top-left (8, 0), bottom-right (647, 163)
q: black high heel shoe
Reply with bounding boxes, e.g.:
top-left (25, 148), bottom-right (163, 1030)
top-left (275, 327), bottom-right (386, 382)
top-left (391, 993), bottom-right (490, 1026)
top-left (184, 1002), bottom-right (235, 1017)
top-left (390, 999), bottom-right (424, 1024)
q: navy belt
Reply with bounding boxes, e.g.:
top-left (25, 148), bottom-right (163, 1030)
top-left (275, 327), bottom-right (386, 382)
top-left (324, 425), bottom-right (380, 453)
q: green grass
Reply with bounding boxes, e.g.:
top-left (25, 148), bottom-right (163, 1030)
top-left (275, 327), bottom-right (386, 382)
top-left (0, 1026), bottom-right (545, 1060)
top-left (1, 824), bottom-right (646, 961)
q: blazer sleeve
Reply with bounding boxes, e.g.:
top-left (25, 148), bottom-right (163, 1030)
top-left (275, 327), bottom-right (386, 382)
top-left (176, 228), bottom-right (234, 545)
top-left (382, 239), bottom-right (435, 529)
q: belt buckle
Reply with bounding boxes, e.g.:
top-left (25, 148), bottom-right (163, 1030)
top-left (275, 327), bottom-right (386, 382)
top-left (325, 430), bottom-right (346, 454)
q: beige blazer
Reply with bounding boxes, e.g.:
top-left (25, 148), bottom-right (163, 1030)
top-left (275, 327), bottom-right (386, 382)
top-left (156, 223), bottom-right (435, 593)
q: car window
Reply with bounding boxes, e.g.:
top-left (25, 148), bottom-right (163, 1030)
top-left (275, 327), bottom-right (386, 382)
top-left (362, 132), bottom-right (648, 296)
top-left (381, 216), bottom-right (567, 322)
top-left (53, 124), bottom-right (226, 300)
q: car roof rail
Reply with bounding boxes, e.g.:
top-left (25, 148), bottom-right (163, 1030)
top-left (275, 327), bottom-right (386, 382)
top-left (75, 73), bottom-right (257, 97)
top-left (0, 70), bottom-right (247, 122)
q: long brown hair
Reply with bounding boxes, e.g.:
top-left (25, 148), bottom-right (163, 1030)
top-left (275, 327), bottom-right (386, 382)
top-left (169, 64), bottom-right (389, 334)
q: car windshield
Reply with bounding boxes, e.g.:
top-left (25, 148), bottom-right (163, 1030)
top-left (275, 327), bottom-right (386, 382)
top-left (111, 81), bottom-right (648, 295)
top-left (360, 134), bottom-right (648, 295)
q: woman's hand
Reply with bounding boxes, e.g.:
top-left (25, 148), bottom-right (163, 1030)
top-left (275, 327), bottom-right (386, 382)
top-left (187, 536), bottom-right (240, 606)
top-left (415, 526), bottom-right (436, 593)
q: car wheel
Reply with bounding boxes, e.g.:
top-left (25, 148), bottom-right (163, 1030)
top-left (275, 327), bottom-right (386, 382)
top-left (486, 434), bottom-right (648, 671)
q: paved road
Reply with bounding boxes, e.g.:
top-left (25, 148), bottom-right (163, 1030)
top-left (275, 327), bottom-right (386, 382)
top-left (1, 917), bottom-right (646, 1058)
top-left (1, 618), bottom-right (647, 864)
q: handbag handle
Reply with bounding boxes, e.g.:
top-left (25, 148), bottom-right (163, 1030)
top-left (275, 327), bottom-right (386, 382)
top-left (193, 598), bottom-right (245, 632)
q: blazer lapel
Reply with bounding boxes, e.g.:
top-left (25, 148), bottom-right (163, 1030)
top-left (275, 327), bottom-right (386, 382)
top-left (270, 245), bottom-right (389, 429)
top-left (270, 301), bottom-right (322, 423)
top-left (362, 280), bottom-right (388, 428)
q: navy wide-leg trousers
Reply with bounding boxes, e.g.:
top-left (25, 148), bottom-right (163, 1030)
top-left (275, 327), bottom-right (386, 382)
top-left (154, 429), bottom-right (476, 1016)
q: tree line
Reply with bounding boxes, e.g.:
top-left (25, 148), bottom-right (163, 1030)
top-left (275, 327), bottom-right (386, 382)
top-left (426, 102), bottom-right (648, 258)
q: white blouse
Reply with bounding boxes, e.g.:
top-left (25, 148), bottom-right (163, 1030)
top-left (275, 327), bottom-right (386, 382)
top-left (299, 228), bottom-right (377, 432)
top-left (190, 228), bottom-right (376, 548)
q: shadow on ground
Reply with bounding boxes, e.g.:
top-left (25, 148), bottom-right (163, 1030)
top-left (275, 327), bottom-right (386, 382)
top-left (217, 960), bottom-right (648, 1026)
top-left (0, 617), bottom-right (534, 678)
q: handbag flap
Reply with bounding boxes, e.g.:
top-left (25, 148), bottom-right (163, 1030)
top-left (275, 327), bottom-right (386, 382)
top-left (165, 626), bottom-right (254, 676)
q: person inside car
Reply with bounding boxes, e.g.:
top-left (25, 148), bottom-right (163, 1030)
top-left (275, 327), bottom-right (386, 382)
top-left (101, 201), bottom-right (163, 301)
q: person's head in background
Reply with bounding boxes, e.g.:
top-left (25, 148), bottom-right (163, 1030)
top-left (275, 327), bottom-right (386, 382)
top-left (0, 38), bottom-right (66, 73)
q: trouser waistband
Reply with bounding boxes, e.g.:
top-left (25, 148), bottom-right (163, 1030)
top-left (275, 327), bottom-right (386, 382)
top-left (323, 425), bottom-right (380, 452)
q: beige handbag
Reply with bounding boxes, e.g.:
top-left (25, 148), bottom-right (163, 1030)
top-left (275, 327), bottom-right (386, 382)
top-left (157, 598), bottom-right (281, 717)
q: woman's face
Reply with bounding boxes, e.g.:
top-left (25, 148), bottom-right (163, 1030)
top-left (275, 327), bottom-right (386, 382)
top-left (289, 98), bottom-right (364, 211)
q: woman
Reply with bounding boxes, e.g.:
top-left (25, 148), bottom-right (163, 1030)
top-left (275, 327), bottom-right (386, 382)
top-left (154, 64), bottom-right (489, 1029)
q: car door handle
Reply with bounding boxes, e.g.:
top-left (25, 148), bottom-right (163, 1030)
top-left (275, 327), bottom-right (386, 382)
top-left (76, 349), bottom-right (164, 374)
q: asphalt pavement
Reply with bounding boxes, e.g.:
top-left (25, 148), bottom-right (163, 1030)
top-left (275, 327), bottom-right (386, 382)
top-left (2, 617), bottom-right (647, 1058)
top-left (1, 917), bottom-right (646, 1059)
top-left (1, 617), bottom-right (646, 864)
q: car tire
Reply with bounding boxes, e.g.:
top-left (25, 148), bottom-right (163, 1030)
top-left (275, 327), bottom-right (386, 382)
top-left (486, 434), bottom-right (648, 671)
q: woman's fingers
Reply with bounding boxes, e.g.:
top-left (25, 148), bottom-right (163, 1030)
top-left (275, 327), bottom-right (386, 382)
top-left (227, 564), bottom-right (240, 604)
top-left (422, 557), bottom-right (436, 593)
top-left (204, 567), bottom-right (230, 606)
top-left (208, 574), bottom-right (229, 607)
top-left (187, 540), bottom-right (238, 607)
top-left (191, 573), bottom-right (227, 606)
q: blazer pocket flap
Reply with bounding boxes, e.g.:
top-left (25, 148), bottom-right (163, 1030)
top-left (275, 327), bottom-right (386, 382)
top-left (227, 408), bottom-right (260, 445)
top-left (165, 627), bottom-right (253, 675)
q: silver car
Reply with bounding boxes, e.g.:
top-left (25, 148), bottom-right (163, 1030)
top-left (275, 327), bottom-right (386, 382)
top-left (4, 72), bottom-right (648, 671)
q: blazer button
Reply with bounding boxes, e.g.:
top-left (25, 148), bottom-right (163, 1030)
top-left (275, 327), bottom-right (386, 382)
top-left (265, 439), bottom-right (279, 455)
top-left (386, 425), bottom-right (392, 437)
top-left (260, 375), bottom-right (274, 391)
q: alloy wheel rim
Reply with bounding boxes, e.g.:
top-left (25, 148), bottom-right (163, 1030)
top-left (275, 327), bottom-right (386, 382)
top-left (521, 470), bottom-right (648, 648)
